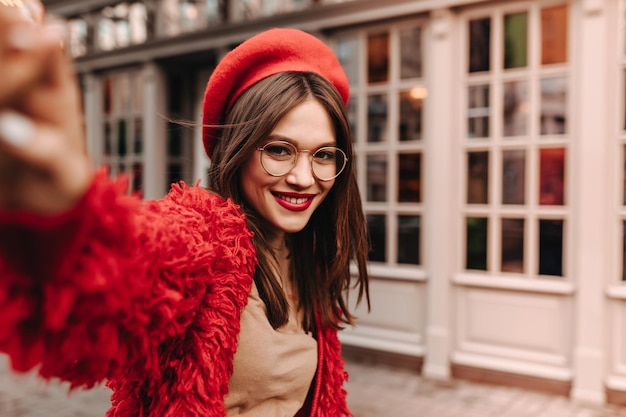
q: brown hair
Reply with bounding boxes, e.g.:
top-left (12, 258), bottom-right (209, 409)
top-left (207, 71), bottom-right (369, 332)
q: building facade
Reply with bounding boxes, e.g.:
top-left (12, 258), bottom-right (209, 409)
top-left (42, 0), bottom-right (626, 405)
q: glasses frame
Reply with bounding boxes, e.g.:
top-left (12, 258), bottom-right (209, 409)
top-left (257, 140), bottom-right (348, 182)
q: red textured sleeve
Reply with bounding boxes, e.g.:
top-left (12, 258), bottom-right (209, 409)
top-left (0, 170), bottom-right (257, 389)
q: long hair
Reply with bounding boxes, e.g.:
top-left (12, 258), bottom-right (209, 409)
top-left (207, 71), bottom-right (369, 332)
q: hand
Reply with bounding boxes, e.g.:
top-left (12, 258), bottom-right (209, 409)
top-left (0, 9), bottom-right (93, 215)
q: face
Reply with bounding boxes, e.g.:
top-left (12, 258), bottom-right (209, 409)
top-left (241, 99), bottom-right (337, 241)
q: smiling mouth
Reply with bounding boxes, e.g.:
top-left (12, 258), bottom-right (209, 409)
top-left (272, 192), bottom-right (315, 211)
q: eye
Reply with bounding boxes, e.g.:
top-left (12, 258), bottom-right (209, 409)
top-left (264, 142), bottom-right (295, 159)
top-left (314, 147), bottom-right (337, 163)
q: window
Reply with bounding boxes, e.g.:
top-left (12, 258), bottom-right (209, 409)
top-left (159, 0), bottom-right (223, 36)
top-left (102, 70), bottom-right (145, 194)
top-left (96, 2), bottom-right (149, 51)
top-left (463, 3), bottom-right (569, 278)
top-left (335, 22), bottom-right (424, 268)
top-left (229, 0), bottom-right (312, 22)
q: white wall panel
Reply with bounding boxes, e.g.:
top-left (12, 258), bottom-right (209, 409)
top-left (455, 287), bottom-right (572, 371)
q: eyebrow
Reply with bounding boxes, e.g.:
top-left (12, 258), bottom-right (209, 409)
top-left (265, 134), bottom-right (337, 149)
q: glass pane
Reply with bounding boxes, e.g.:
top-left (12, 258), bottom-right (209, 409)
top-left (399, 90), bottom-right (423, 141)
top-left (117, 119), bottom-right (127, 157)
top-left (132, 162), bottom-right (143, 193)
top-left (539, 219), bottom-right (563, 276)
top-left (367, 214), bottom-right (386, 262)
top-left (68, 19), bottom-right (88, 58)
top-left (466, 217), bottom-right (488, 270)
top-left (501, 218), bottom-right (524, 273)
top-left (118, 73), bottom-right (131, 113)
top-left (368, 32), bottom-right (389, 83)
top-left (398, 153), bottom-right (421, 203)
top-left (104, 77), bottom-right (113, 116)
top-left (468, 85), bottom-right (490, 138)
top-left (539, 148), bottom-right (565, 205)
top-left (98, 18), bottom-right (116, 51)
top-left (104, 122), bottom-right (112, 156)
top-left (400, 26), bottom-right (422, 79)
top-left (623, 221), bottom-right (626, 280)
top-left (541, 5), bottom-right (568, 65)
top-left (467, 151), bottom-right (489, 204)
top-left (347, 99), bottom-right (357, 142)
top-left (129, 3), bottom-right (148, 44)
top-left (469, 17), bottom-right (491, 73)
top-left (167, 162), bottom-right (182, 187)
top-left (622, 145), bottom-right (626, 206)
top-left (367, 155), bottom-right (387, 202)
top-left (367, 94), bottom-right (388, 142)
top-left (503, 80), bottom-right (528, 137)
top-left (168, 122), bottom-right (183, 156)
top-left (502, 150), bottom-right (525, 205)
top-left (133, 117), bottom-right (143, 154)
top-left (504, 12), bottom-right (528, 69)
top-left (398, 215), bottom-right (420, 265)
top-left (336, 36), bottom-right (359, 85)
top-left (540, 77), bottom-right (567, 135)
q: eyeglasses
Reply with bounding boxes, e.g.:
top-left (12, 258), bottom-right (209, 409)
top-left (258, 140), bottom-right (348, 181)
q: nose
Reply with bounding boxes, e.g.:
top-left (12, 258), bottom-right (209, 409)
top-left (285, 151), bottom-right (315, 188)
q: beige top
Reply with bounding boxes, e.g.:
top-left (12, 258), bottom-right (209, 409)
top-left (225, 282), bottom-right (318, 417)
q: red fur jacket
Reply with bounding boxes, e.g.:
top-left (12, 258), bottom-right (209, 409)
top-left (0, 171), bottom-right (352, 417)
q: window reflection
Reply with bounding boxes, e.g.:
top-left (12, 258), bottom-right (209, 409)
top-left (400, 26), bottom-right (422, 79)
top-left (97, 2), bottom-right (148, 51)
top-left (504, 12), bottom-right (527, 69)
top-left (336, 36), bottom-right (359, 85)
top-left (368, 32), bottom-right (389, 83)
top-left (468, 84), bottom-right (490, 138)
top-left (466, 217), bottom-right (488, 270)
top-left (501, 218), bottom-right (524, 273)
top-left (367, 94), bottom-right (388, 142)
top-left (540, 77), bottom-right (567, 135)
top-left (68, 19), bottom-right (88, 57)
top-left (503, 80), bottom-right (528, 137)
top-left (539, 148), bottom-right (565, 205)
top-left (367, 214), bottom-right (386, 262)
top-left (399, 90), bottom-right (423, 141)
top-left (541, 4), bottom-right (568, 65)
top-left (502, 150), bottom-right (525, 205)
top-left (398, 216), bottom-right (420, 265)
top-left (398, 153), bottom-right (421, 203)
top-left (467, 151), bottom-right (489, 204)
top-left (231, 0), bottom-right (311, 22)
top-left (367, 154), bottom-right (387, 202)
top-left (469, 17), bottom-right (491, 73)
top-left (161, 0), bottom-right (221, 36)
top-left (539, 219), bottom-right (563, 276)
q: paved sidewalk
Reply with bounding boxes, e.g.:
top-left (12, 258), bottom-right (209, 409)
top-left (1, 354), bottom-right (626, 417)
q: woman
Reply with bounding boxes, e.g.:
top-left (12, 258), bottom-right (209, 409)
top-left (0, 6), bottom-right (369, 417)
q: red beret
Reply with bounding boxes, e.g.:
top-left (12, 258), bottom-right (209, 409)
top-left (201, 28), bottom-right (350, 159)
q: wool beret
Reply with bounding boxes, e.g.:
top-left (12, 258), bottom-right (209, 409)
top-left (201, 28), bottom-right (350, 159)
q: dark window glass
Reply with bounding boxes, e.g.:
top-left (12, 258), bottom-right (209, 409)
top-left (132, 162), bottom-right (143, 194)
top-left (467, 151), bottom-right (489, 204)
top-left (117, 119), bottom-right (127, 156)
top-left (367, 214), bottom-right (386, 262)
top-left (466, 217), bottom-right (488, 270)
top-left (539, 148), bottom-right (565, 205)
top-left (469, 17), bottom-right (491, 73)
top-left (398, 153), bottom-right (421, 203)
top-left (539, 219), bottom-right (563, 276)
top-left (367, 155), bottom-right (387, 202)
top-left (399, 90), bottom-right (423, 141)
top-left (504, 12), bottom-right (528, 69)
top-left (501, 218), bottom-right (524, 273)
top-left (468, 84), bottom-right (490, 138)
top-left (541, 5), bottom-right (568, 65)
top-left (400, 26), bottom-right (422, 79)
top-left (540, 77), bottom-right (567, 135)
top-left (503, 80), bottom-right (528, 137)
top-left (398, 215), bottom-right (420, 265)
top-left (367, 94), bottom-right (388, 142)
top-left (368, 32), bottom-right (389, 83)
top-left (167, 122), bottom-right (183, 156)
top-left (133, 117), bottom-right (143, 154)
top-left (502, 150), bottom-right (525, 205)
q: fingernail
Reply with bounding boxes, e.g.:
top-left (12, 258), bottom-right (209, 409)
top-left (0, 111), bottom-right (35, 147)
top-left (7, 25), bottom-right (38, 50)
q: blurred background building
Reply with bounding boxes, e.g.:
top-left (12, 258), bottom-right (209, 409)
top-left (40, 0), bottom-right (624, 407)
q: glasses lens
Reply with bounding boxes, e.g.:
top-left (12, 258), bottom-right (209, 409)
top-left (312, 147), bottom-right (346, 181)
top-left (260, 141), bottom-right (297, 176)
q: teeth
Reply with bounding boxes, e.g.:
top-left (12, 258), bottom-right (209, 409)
top-left (281, 195), bottom-right (308, 204)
